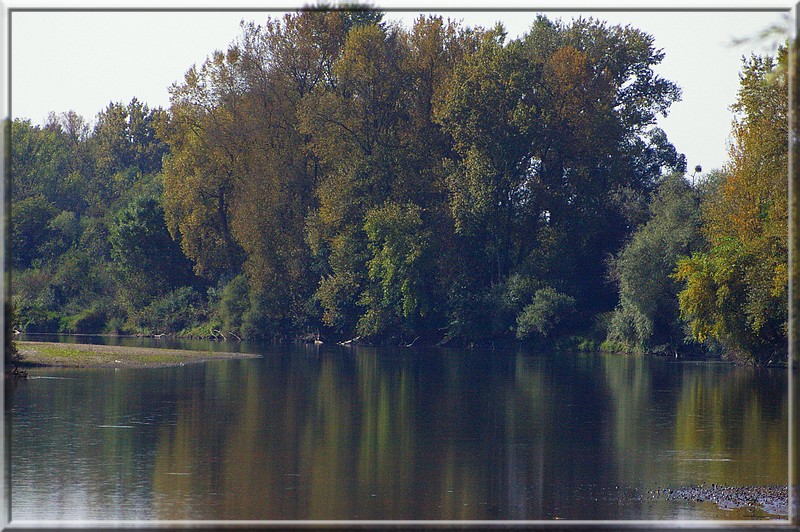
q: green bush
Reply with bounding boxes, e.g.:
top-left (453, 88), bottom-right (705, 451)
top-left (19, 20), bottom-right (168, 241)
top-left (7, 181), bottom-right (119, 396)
top-left (218, 274), bottom-right (250, 334)
top-left (132, 287), bottom-right (206, 334)
top-left (15, 299), bottom-right (60, 333)
top-left (60, 299), bottom-right (125, 334)
top-left (606, 173), bottom-right (704, 354)
top-left (11, 195), bottom-right (58, 269)
top-left (516, 287), bottom-right (576, 340)
top-left (60, 308), bottom-right (104, 334)
top-left (445, 278), bottom-right (493, 343)
top-left (605, 305), bottom-right (651, 354)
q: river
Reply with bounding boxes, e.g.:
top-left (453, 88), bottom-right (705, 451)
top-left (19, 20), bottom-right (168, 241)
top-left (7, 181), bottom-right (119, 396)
top-left (9, 336), bottom-right (788, 522)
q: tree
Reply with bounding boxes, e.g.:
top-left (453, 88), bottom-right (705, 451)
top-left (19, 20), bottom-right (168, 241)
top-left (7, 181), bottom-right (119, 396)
top-left (80, 100), bottom-right (169, 216)
top-left (161, 11), bottom-right (357, 337)
top-left (357, 202), bottom-right (433, 338)
top-left (10, 118), bottom-right (74, 207)
top-left (435, 25), bottom-right (537, 287)
top-left (93, 99), bottom-right (169, 178)
top-left (435, 16), bottom-right (684, 340)
top-left (517, 16), bottom-right (685, 314)
top-left (11, 195), bottom-right (58, 269)
top-left (295, 15), bottom-right (474, 337)
top-left (109, 195), bottom-right (196, 308)
top-left (160, 50), bottom-right (247, 282)
top-left (606, 173), bottom-right (705, 354)
top-left (231, 12), bottom-right (348, 337)
top-left (516, 287), bottom-right (576, 340)
top-left (674, 47), bottom-right (787, 364)
top-left (300, 21), bottom-right (418, 333)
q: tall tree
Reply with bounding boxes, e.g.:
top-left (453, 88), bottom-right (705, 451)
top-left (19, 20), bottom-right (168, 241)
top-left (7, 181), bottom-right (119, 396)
top-left (674, 47), bottom-right (787, 364)
top-left (93, 98), bottom-right (169, 178)
top-left (518, 16), bottom-right (685, 313)
top-left (161, 11), bottom-right (356, 337)
top-left (435, 25), bottom-right (537, 287)
top-left (160, 49), bottom-right (247, 282)
top-left (231, 12), bottom-right (350, 336)
top-left (300, 16), bottom-right (476, 337)
top-left (435, 16), bottom-right (685, 339)
top-left (10, 119), bottom-right (70, 205)
top-left (357, 201), bottom-right (434, 337)
top-left (300, 22), bottom-right (416, 333)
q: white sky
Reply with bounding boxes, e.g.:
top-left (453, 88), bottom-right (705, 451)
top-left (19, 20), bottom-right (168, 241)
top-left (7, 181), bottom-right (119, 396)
top-left (6, 3), bottom-right (792, 173)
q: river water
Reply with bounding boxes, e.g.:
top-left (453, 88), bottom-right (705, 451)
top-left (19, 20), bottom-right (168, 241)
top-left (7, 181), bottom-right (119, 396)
top-left (9, 336), bottom-right (788, 522)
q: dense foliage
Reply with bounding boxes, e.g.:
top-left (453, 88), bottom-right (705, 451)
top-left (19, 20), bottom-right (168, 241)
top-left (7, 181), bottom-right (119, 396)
top-left (673, 48), bottom-right (788, 365)
top-left (604, 172), bottom-right (706, 355)
top-left (8, 10), bottom-right (787, 364)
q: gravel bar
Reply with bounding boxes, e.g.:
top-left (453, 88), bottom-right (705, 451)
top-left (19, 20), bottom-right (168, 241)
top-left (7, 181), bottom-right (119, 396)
top-left (650, 484), bottom-right (788, 516)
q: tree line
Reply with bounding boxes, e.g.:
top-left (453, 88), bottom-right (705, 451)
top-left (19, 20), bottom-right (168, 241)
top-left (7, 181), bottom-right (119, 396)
top-left (7, 10), bottom-right (788, 365)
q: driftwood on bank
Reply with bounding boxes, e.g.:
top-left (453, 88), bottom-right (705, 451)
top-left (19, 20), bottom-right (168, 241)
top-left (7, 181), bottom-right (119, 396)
top-left (338, 336), bottom-right (361, 346)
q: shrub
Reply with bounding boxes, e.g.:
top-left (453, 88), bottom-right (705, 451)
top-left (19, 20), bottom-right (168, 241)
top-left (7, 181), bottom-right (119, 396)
top-left (132, 287), bottom-right (206, 334)
top-left (218, 274), bottom-right (250, 334)
top-left (15, 300), bottom-right (60, 333)
top-left (59, 299), bottom-right (125, 334)
top-left (606, 173), bottom-right (704, 353)
top-left (516, 287), bottom-right (576, 340)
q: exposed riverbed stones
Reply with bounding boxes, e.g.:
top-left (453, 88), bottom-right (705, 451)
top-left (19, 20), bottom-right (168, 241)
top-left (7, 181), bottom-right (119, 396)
top-left (649, 484), bottom-right (788, 516)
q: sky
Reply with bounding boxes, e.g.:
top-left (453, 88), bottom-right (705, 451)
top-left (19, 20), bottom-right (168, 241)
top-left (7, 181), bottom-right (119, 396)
top-left (6, 3), bottom-right (792, 173)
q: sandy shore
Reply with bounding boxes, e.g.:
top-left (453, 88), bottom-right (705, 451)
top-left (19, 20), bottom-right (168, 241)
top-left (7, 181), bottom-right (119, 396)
top-left (16, 341), bottom-right (260, 369)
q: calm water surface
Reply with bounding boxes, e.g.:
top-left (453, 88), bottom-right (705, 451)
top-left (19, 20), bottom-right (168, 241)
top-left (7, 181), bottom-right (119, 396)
top-left (11, 337), bottom-right (788, 521)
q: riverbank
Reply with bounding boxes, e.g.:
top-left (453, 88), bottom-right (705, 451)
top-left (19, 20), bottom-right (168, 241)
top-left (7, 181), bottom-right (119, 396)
top-left (15, 341), bottom-right (260, 369)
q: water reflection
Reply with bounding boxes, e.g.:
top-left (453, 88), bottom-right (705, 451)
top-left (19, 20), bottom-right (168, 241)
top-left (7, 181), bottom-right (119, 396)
top-left (11, 344), bottom-right (787, 521)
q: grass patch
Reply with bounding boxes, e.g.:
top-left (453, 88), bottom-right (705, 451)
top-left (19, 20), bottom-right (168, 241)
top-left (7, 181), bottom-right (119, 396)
top-left (17, 341), bottom-right (258, 369)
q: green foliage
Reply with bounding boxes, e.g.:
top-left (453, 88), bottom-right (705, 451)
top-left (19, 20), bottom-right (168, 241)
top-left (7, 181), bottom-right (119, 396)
top-left (109, 195), bottom-right (196, 306)
top-left (43, 210), bottom-right (80, 256)
top-left (11, 195), bottom-right (58, 268)
top-left (674, 238), bottom-right (786, 364)
top-left (52, 249), bottom-right (95, 304)
top-left (131, 287), bottom-right (206, 335)
top-left (60, 298), bottom-right (126, 334)
top-left (442, 275), bottom-right (536, 345)
top-left (11, 13), bottom-right (706, 348)
top-left (606, 173), bottom-right (704, 353)
top-left (435, 29), bottom-right (535, 283)
top-left (10, 101), bottom-right (181, 336)
top-left (493, 273), bottom-right (541, 335)
top-left (314, 229), bottom-right (367, 333)
top-left (10, 119), bottom-right (72, 206)
top-left (217, 274), bottom-right (251, 334)
top-left (151, 13), bottom-right (688, 344)
top-left (93, 99), bottom-right (169, 179)
top-left (516, 287), bottom-right (576, 339)
top-left (16, 303), bottom-right (60, 333)
top-left (357, 202), bottom-right (433, 337)
top-left (436, 15), bottom-right (686, 324)
top-left (444, 280), bottom-right (492, 343)
top-left (240, 292), bottom-right (285, 340)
